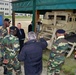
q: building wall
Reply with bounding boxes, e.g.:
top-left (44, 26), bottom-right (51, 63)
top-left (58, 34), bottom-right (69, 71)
top-left (0, 0), bottom-right (25, 16)
top-left (0, 0), bottom-right (11, 16)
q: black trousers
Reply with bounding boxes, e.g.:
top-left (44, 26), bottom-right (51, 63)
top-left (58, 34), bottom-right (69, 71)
top-left (19, 40), bottom-right (24, 53)
top-left (4, 65), bottom-right (7, 74)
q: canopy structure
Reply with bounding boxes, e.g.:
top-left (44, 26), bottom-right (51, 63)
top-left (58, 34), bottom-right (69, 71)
top-left (12, 0), bottom-right (76, 31)
top-left (12, 0), bottom-right (76, 12)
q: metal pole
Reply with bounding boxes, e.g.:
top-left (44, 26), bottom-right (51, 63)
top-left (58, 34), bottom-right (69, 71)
top-left (32, 0), bottom-right (36, 31)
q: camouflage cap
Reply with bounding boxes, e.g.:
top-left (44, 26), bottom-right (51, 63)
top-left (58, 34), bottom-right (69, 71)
top-left (56, 29), bottom-right (65, 34)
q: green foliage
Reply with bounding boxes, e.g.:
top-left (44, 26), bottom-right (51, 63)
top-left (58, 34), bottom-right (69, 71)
top-left (62, 57), bottom-right (76, 75)
top-left (4, 16), bottom-right (12, 19)
top-left (4, 16), bottom-right (32, 20)
top-left (42, 49), bottom-right (50, 61)
top-left (42, 54), bottom-right (49, 61)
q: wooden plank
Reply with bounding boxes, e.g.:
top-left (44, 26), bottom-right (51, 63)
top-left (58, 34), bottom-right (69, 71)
top-left (66, 42), bottom-right (76, 58)
top-left (47, 12), bottom-right (57, 49)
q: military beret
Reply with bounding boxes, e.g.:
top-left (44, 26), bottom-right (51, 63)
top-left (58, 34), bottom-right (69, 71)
top-left (56, 29), bottom-right (65, 34)
top-left (4, 18), bottom-right (11, 23)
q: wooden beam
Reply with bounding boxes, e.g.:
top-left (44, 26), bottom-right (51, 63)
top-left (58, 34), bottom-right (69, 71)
top-left (34, 10), bottom-right (40, 32)
top-left (36, 10), bottom-right (40, 22)
top-left (12, 11), bottom-right (15, 26)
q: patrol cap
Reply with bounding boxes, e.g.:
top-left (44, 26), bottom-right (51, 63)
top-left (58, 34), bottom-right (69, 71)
top-left (4, 18), bottom-right (11, 23)
top-left (56, 29), bottom-right (65, 34)
top-left (9, 26), bottom-right (18, 36)
top-left (10, 26), bottom-right (18, 32)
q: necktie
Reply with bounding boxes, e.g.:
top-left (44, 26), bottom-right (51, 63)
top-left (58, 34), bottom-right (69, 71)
top-left (19, 30), bottom-right (22, 35)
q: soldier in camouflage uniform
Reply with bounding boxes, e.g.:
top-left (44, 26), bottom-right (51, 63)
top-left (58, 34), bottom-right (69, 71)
top-left (1, 28), bottom-right (22, 75)
top-left (0, 18), bottom-right (11, 37)
top-left (0, 18), bottom-right (11, 75)
top-left (47, 29), bottom-right (69, 75)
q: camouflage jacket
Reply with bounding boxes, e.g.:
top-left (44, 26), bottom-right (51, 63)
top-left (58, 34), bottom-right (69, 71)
top-left (0, 27), bottom-right (8, 58)
top-left (1, 34), bottom-right (20, 62)
top-left (49, 36), bottom-right (69, 61)
top-left (1, 27), bottom-right (8, 36)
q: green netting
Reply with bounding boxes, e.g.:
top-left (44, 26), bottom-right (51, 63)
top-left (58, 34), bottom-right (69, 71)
top-left (12, 0), bottom-right (76, 12)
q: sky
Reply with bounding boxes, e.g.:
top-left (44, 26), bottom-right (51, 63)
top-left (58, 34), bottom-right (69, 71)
top-left (0, 0), bottom-right (18, 1)
top-left (0, 0), bottom-right (17, 1)
top-left (4, 0), bottom-right (9, 1)
top-left (4, 0), bottom-right (17, 1)
top-left (0, 0), bottom-right (11, 1)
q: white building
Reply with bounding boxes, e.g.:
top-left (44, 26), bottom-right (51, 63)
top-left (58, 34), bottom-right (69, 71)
top-left (0, 0), bottom-right (11, 16)
top-left (0, 0), bottom-right (25, 16)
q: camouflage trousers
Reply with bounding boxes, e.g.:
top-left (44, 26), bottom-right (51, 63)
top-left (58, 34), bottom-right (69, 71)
top-left (3, 59), bottom-right (22, 75)
top-left (0, 49), bottom-right (3, 66)
top-left (47, 57), bottom-right (64, 75)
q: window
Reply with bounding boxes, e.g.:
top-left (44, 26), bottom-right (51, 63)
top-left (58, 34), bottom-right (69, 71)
top-left (69, 18), bottom-right (72, 22)
top-left (1, 8), bottom-right (3, 10)
top-left (5, 8), bottom-right (8, 10)
top-left (48, 15), bottom-right (54, 19)
top-left (57, 16), bottom-right (66, 20)
top-left (5, 3), bottom-right (8, 5)
top-left (0, 3), bottom-right (4, 5)
top-left (5, 13), bottom-right (9, 15)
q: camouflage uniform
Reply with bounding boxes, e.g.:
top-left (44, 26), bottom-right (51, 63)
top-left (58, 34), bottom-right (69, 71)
top-left (0, 27), bottom-right (8, 65)
top-left (0, 27), bottom-right (8, 37)
top-left (1, 34), bottom-right (21, 75)
top-left (47, 36), bottom-right (69, 75)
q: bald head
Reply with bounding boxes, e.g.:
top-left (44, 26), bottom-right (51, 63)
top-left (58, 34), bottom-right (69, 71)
top-left (28, 31), bottom-right (37, 40)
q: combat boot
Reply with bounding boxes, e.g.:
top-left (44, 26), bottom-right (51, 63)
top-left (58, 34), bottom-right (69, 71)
top-left (55, 73), bottom-right (60, 75)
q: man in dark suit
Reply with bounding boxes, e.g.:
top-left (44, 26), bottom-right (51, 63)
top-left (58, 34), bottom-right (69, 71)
top-left (28, 21), bottom-right (32, 32)
top-left (18, 31), bottom-right (47, 75)
top-left (17, 23), bottom-right (25, 52)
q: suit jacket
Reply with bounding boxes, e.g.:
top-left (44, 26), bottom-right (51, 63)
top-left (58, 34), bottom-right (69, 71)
top-left (18, 29), bottom-right (25, 40)
top-left (28, 24), bottom-right (32, 32)
top-left (18, 38), bottom-right (47, 75)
